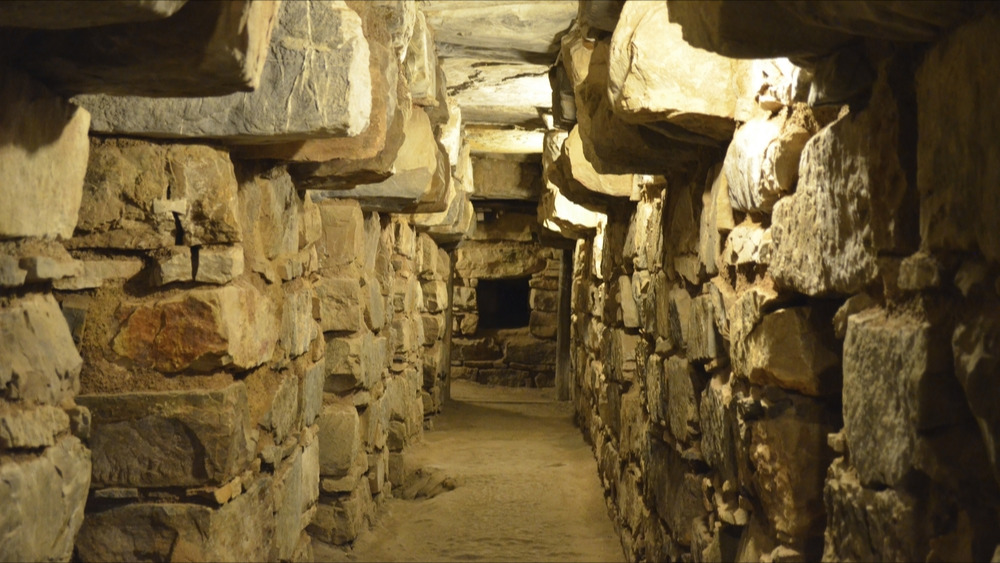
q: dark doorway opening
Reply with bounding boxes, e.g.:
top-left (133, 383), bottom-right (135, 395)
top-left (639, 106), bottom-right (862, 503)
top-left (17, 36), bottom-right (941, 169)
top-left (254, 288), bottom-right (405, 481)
top-left (477, 277), bottom-right (531, 329)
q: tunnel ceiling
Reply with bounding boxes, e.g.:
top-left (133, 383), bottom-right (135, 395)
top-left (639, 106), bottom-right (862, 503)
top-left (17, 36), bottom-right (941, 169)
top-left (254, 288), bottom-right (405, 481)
top-left (422, 0), bottom-right (576, 175)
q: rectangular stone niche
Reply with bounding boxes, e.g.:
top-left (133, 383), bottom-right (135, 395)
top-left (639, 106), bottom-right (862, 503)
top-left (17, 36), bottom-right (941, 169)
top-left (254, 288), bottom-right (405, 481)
top-left (477, 277), bottom-right (531, 329)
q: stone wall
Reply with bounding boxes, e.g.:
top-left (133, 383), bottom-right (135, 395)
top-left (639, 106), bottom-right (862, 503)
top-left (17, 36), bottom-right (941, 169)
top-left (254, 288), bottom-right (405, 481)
top-left (451, 211), bottom-right (561, 388)
top-left (0, 1), bottom-right (465, 560)
top-left (548, 3), bottom-right (1000, 561)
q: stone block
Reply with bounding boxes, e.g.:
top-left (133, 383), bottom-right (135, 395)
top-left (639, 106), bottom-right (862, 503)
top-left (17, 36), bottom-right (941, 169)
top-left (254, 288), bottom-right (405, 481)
top-left (273, 440), bottom-right (319, 562)
top-left (665, 356), bottom-right (701, 445)
top-left (78, 382), bottom-right (255, 488)
top-left (698, 164), bottom-right (733, 276)
top-left (315, 199), bottom-right (366, 275)
top-left (111, 282), bottom-right (277, 373)
top-left (529, 289), bottom-right (558, 313)
top-left (235, 167), bottom-right (301, 282)
top-left (687, 294), bottom-right (722, 363)
top-left (314, 276), bottom-right (364, 333)
top-left (51, 257), bottom-right (146, 291)
top-left (0, 67), bottom-right (89, 240)
top-left (561, 126), bottom-right (634, 199)
top-left (918, 12), bottom-right (1000, 262)
top-left (404, 10), bottom-right (437, 106)
top-left (280, 281), bottom-right (318, 359)
top-left (309, 483), bottom-right (373, 545)
top-left (721, 222), bottom-right (772, 268)
top-left (504, 334), bottom-right (557, 366)
top-left (844, 308), bottom-right (961, 487)
top-left (648, 439), bottom-right (707, 546)
top-left (152, 246), bottom-right (193, 286)
top-left (76, 1), bottom-right (370, 141)
top-left (317, 402), bottom-right (360, 478)
top-left (529, 311), bottom-right (558, 340)
top-left (362, 278), bottom-right (387, 332)
top-left (822, 458), bottom-right (926, 562)
top-left (302, 111), bottom-right (442, 213)
top-left (608, 1), bottom-right (741, 140)
top-left (734, 306), bottom-right (840, 396)
top-left (452, 286), bottom-right (477, 310)
top-left (264, 375), bottom-right (299, 445)
top-left (0, 436), bottom-right (90, 562)
top-left (725, 107), bottom-right (817, 213)
top-left (195, 245), bottom-right (245, 284)
top-left (749, 389), bottom-right (837, 544)
top-left (421, 280), bottom-right (448, 313)
top-left (700, 376), bottom-right (737, 483)
top-left (0, 293), bottom-right (82, 405)
top-left (953, 304), bottom-right (1000, 484)
top-left (76, 474), bottom-right (276, 562)
top-left (771, 63), bottom-right (917, 295)
top-left (324, 331), bottom-right (385, 393)
top-left (455, 241), bottom-right (548, 279)
top-left (25, 0), bottom-right (275, 96)
top-left (421, 314), bottom-right (445, 345)
top-left (300, 363), bottom-right (324, 428)
top-left (0, 404), bottom-right (70, 450)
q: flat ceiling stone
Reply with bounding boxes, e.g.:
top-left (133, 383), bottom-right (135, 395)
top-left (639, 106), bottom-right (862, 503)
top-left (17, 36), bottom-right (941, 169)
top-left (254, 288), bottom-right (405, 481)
top-left (444, 59), bottom-right (551, 127)
top-left (422, 1), bottom-right (576, 56)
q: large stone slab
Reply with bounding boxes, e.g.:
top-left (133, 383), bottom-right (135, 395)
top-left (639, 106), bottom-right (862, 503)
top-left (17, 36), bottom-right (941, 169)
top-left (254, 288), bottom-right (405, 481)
top-left (561, 126), bottom-right (633, 198)
top-left (572, 39), bottom-right (718, 177)
top-left (454, 241), bottom-right (547, 279)
top-left (0, 293), bottom-right (82, 405)
top-left (0, 67), bottom-right (89, 240)
top-left (423, 1), bottom-right (576, 57)
top-left (232, 1), bottom-right (402, 162)
top-left (111, 282), bottom-right (277, 373)
top-left (1, 0), bottom-right (187, 29)
top-left (471, 156), bottom-right (544, 201)
top-left (0, 436), bottom-right (90, 562)
top-left (235, 165), bottom-right (303, 283)
top-left (305, 110), bottom-right (443, 212)
top-left (77, 382), bottom-right (255, 488)
top-left (76, 473), bottom-right (276, 562)
top-left (608, 1), bottom-right (742, 140)
top-left (317, 401), bottom-right (360, 478)
top-left (918, 12), bottom-right (1000, 261)
top-left (76, 1), bottom-right (371, 142)
top-left (25, 0), bottom-right (278, 97)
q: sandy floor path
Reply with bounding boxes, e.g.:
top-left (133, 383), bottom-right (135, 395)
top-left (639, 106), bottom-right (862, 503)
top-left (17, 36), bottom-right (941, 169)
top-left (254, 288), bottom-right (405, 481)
top-left (314, 380), bottom-right (626, 563)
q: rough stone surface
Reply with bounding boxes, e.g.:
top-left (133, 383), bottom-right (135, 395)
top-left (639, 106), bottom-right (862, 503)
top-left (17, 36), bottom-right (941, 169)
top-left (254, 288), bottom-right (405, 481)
top-left (23, 0), bottom-right (277, 97)
top-left (0, 436), bottom-right (90, 563)
top-left (76, 473), bottom-right (276, 562)
top-left (318, 401), bottom-right (360, 478)
top-left (843, 309), bottom-right (957, 487)
top-left (0, 293), bottom-right (82, 405)
top-left (608, 1), bottom-right (741, 140)
top-left (0, 67), bottom-right (89, 240)
top-left (0, 405), bottom-right (70, 450)
top-left (735, 306), bottom-right (840, 396)
top-left (455, 242), bottom-right (547, 280)
top-left (112, 282), bottom-right (277, 373)
top-left (76, 1), bottom-right (371, 142)
top-left (78, 382), bottom-right (255, 488)
top-left (918, 12), bottom-right (1000, 261)
top-left (315, 277), bottom-right (364, 334)
top-left (725, 107), bottom-right (816, 213)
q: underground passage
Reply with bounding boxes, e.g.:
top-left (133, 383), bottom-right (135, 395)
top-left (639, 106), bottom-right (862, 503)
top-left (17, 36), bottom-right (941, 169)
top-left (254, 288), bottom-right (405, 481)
top-left (2, 1), bottom-right (1000, 562)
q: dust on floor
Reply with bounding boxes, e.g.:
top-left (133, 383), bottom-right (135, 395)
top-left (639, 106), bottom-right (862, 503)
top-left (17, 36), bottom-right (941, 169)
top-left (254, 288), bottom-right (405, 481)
top-left (314, 380), bottom-right (626, 563)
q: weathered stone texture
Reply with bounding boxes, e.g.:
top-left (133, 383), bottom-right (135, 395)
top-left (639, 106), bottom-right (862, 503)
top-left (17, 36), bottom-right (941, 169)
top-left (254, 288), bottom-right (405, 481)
top-left (0, 436), bottom-right (90, 562)
top-left (23, 0), bottom-right (277, 97)
top-left (608, 1), bottom-right (741, 140)
top-left (112, 282), bottom-right (277, 373)
top-left (78, 382), bottom-right (255, 488)
top-left (0, 68), bottom-right (89, 240)
top-left (0, 293), bottom-right (82, 405)
top-left (76, 1), bottom-right (371, 142)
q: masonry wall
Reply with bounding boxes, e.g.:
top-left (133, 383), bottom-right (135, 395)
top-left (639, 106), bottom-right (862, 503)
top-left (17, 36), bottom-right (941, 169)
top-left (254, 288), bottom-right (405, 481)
top-left (450, 211), bottom-right (561, 388)
top-left (558, 8), bottom-right (1000, 562)
top-left (0, 1), bottom-right (465, 559)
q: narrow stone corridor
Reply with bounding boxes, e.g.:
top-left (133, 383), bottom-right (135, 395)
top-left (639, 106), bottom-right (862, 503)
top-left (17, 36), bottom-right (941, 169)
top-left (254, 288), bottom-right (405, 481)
top-left (314, 379), bottom-right (624, 563)
top-left (4, 1), bottom-right (1000, 562)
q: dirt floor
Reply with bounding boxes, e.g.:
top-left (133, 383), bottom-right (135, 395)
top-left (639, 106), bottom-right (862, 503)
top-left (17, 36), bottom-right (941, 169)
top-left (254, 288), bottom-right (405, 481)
top-left (313, 380), bottom-right (626, 563)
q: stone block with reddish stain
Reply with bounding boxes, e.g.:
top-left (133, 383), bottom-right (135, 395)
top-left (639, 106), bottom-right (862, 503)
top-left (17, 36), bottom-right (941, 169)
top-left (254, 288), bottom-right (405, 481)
top-left (112, 282), bottom-right (277, 373)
